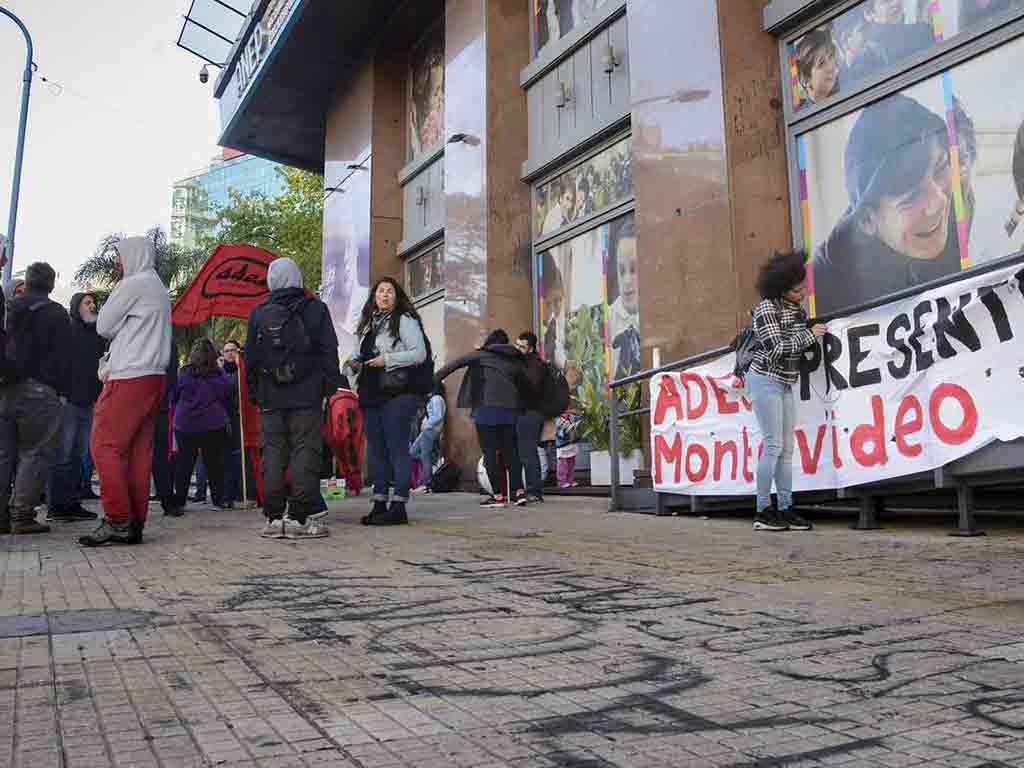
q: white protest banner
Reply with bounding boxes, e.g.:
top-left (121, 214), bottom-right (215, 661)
top-left (650, 262), bottom-right (1024, 495)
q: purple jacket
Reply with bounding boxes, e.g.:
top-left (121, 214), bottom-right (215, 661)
top-left (172, 366), bottom-right (230, 434)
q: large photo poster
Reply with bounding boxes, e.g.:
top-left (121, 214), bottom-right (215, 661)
top-left (539, 212), bottom-right (639, 395)
top-left (788, 0), bottom-right (1024, 112)
top-left (535, 136), bottom-right (633, 238)
top-left (801, 32), bottom-right (1024, 316)
top-left (408, 20), bottom-right (445, 160)
top-left (534, 0), bottom-right (612, 56)
top-left (651, 261), bottom-right (1024, 495)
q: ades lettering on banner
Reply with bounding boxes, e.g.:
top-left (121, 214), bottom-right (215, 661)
top-left (650, 262), bottom-right (1024, 494)
top-left (200, 256), bottom-right (269, 299)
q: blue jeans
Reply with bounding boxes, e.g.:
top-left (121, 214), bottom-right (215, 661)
top-left (49, 402), bottom-right (93, 511)
top-left (410, 429), bottom-right (438, 486)
top-left (746, 369), bottom-right (796, 513)
top-left (363, 394), bottom-right (420, 503)
top-left (194, 455), bottom-right (208, 498)
top-left (516, 410), bottom-right (544, 497)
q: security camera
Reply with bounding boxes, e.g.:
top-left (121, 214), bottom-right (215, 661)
top-left (199, 64), bottom-right (209, 84)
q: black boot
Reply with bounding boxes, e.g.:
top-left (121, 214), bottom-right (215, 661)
top-left (367, 501), bottom-right (408, 526)
top-left (361, 500), bottom-right (389, 525)
top-left (0, 516), bottom-right (9, 535)
top-left (79, 518), bottom-right (135, 547)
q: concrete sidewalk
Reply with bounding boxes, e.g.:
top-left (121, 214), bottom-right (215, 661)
top-left (2, 493), bottom-right (1024, 767)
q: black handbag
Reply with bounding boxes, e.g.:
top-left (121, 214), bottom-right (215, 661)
top-left (379, 367), bottom-right (410, 395)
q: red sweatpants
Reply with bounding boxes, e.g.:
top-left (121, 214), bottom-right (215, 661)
top-left (91, 375), bottom-right (165, 526)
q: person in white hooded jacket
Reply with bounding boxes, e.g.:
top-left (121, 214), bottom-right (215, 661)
top-left (80, 236), bottom-right (172, 547)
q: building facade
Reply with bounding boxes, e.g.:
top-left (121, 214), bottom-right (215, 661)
top-left (170, 149), bottom-right (287, 249)
top-left (210, 0), bottom-right (1024, 484)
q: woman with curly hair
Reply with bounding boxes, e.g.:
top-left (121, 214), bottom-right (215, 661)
top-left (169, 338), bottom-right (232, 514)
top-left (747, 251), bottom-right (827, 532)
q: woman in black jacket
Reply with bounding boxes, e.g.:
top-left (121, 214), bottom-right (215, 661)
top-left (435, 329), bottom-right (528, 507)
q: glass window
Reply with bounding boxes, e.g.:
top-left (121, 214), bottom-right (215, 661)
top-left (787, 0), bottom-right (1024, 113)
top-left (407, 242), bottom-right (444, 299)
top-left (538, 211), bottom-right (638, 392)
top-left (535, 135), bottom-right (633, 239)
top-left (534, 0), bottom-right (613, 57)
top-left (798, 33), bottom-right (1024, 315)
top-left (407, 19), bottom-right (445, 161)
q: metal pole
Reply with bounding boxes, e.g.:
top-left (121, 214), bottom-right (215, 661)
top-left (0, 8), bottom-right (33, 285)
top-left (608, 387), bottom-right (620, 512)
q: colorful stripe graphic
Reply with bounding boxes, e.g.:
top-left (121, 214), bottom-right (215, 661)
top-left (941, 71), bottom-right (971, 269)
top-left (929, 0), bottom-right (944, 42)
top-left (796, 135), bottom-right (816, 317)
top-left (788, 50), bottom-right (802, 110)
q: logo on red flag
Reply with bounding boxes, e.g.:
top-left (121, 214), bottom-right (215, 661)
top-left (201, 256), bottom-right (269, 298)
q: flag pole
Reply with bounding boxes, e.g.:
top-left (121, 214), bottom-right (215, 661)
top-left (237, 358), bottom-right (250, 508)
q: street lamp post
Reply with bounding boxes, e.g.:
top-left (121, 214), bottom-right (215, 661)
top-left (0, 8), bottom-right (33, 285)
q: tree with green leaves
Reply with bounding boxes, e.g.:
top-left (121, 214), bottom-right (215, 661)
top-left (200, 166), bottom-right (324, 292)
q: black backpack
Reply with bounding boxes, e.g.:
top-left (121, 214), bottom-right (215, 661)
top-left (429, 460), bottom-right (461, 493)
top-left (0, 298), bottom-right (48, 385)
top-left (255, 300), bottom-right (313, 385)
top-left (539, 360), bottom-right (570, 418)
top-left (732, 310), bottom-right (761, 381)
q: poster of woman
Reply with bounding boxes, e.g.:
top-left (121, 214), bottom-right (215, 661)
top-left (408, 21), bottom-right (445, 160)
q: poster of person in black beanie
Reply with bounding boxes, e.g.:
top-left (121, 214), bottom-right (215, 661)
top-left (810, 93), bottom-right (961, 315)
top-left (803, 33), bottom-right (1024, 316)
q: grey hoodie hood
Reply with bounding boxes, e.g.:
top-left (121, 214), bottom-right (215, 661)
top-left (267, 258), bottom-right (303, 291)
top-left (116, 236), bottom-right (156, 278)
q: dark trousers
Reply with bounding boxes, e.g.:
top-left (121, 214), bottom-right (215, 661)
top-left (0, 379), bottom-right (64, 524)
top-left (261, 407), bottom-right (321, 523)
top-left (152, 409), bottom-right (173, 507)
top-left (173, 428), bottom-right (227, 507)
top-left (362, 393), bottom-right (420, 503)
top-left (49, 401), bottom-right (93, 511)
top-left (516, 410), bottom-right (544, 497)
top-left (477, 423), bottom-right (522, 500)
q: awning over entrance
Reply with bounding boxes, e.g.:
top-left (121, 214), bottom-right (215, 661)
top-left (213, 0), bottom-right (405, 172)
top-left (176, 0), bottom-right (249, 66)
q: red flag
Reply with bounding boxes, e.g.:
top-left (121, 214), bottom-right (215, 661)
top-left (236, 355), bottom-right (262, 450)
top-left (171, 244), bottom-right (277, 326)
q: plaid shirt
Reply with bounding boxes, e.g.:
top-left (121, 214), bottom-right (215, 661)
top-left (750, 298), bottom-right (816, 385)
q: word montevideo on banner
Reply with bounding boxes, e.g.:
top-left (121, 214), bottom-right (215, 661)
top-left (651, 262), bottom-right (1024, 495)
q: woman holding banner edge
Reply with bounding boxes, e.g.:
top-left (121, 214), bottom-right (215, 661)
top-left (748, 251), bottom-right (828, 532)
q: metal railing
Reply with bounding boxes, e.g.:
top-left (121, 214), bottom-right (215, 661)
top-left (605, 248), bottom-right (1024, 512)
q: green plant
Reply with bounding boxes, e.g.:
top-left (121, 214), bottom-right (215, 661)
top-left (576, 379), bottom-right (644, 456)
top-left (564, 302), bottom-right (607, 397)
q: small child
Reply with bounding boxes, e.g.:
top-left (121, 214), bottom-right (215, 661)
top-left (411, 383), bottom-right (447, 493)
top-left (555, 411), bottom-right (582, 488)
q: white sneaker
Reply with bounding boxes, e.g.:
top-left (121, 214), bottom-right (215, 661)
top-left (303, 511), bottom-right (329, 538)
top-left (260, 518), bottom-right (284, 538)
top-left (281, 515), bottom-right (309, 539)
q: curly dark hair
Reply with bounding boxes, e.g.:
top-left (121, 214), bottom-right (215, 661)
top-left (356, 276), bottom-right (422, 339)
top-left (756, 250), bottom-right (808, 299)
top-left (188, 337), bottom-right (220, 377)
top-left (482, 329), bottom-right (509, 347)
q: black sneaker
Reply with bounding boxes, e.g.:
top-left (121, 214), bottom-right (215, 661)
top-left (367, 501), bottom-right (408, 526)
top-left (480, 496), bottom-right (507, 508)
top-left (361, 500), bottom-right (389, 525)
top-left (779, 508), bottom-right (813, 531)
top-left (47, 506), bottom-right (75, 523)
top-left (66, 502), bottom-right (98, 521)
top-left (753, 510), bottom-right (789, 531)
top-left (163, 505), bottom-right (185, 517)
top-left (514, 493), bottom-right (528, 507)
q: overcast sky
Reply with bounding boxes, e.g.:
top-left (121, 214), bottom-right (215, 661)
top-left (0, 0), bottom-right (223, 304)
